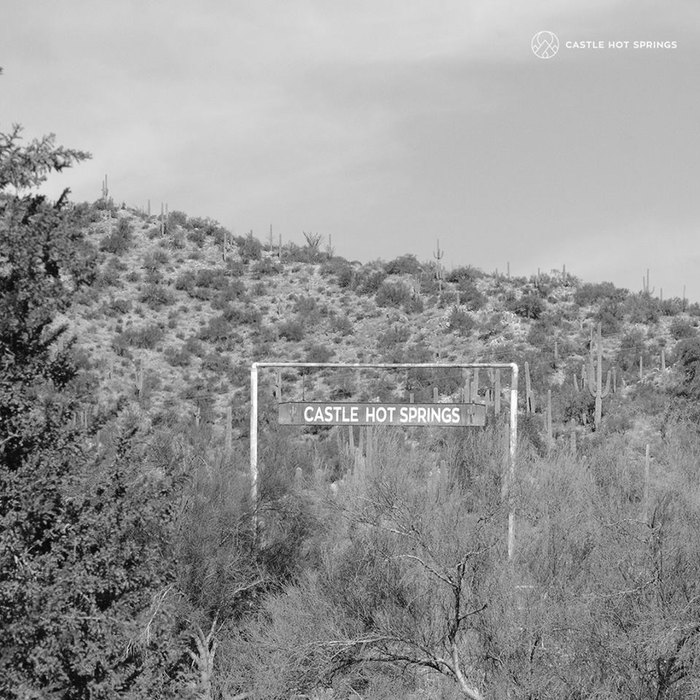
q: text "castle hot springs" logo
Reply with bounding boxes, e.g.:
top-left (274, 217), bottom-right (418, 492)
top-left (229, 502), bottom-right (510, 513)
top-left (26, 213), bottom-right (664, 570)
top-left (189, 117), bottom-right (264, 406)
top-left (531, 31), bottom-right (560, 58)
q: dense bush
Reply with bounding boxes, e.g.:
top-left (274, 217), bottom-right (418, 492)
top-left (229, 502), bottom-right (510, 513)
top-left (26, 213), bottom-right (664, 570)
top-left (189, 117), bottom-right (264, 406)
top-left (222, 303), bottom-right (262, 327)
top-left (140, 283), bottom-right (175, 309)
top-left (93, 265), bottom-right (121, 289)
top-left (574, 280), bottom-right (628, 307)
top-left (354, 267), bottom-right (387, 296)
top-left (186, 226), bottom-right (206, 246)
top-left (375, 280), bottom-right (412, 308)
top-left (174, 270), bottom-right (195, 292)
top-left (279, 319), bottom-right (305, 342)
top-left (378, 324), bottom-right (411, 347)
top-left (384, 253), bottom-right (423, 275)
top-left (108, 296), bottom-right (132, 315)
top-left (418, 268), bottom-right (440, 296)
top-left (595, 297), bottom-right (624, 335)
top-left (445, 265), bottom-right (480, 284)
top-left (331, 314), bottom-right (353, 337)
top-left (448, 306), bottom-right (476, 336)
top-left (526, 319), bottom-right (554, 349)
top-left (195, 267), bottom-right (229, 290)
top-left (144, 267), bottom-right (163, 285)
top-left (167, 209), bottom-right (188, 228)
top-left (183, 335), bottom-right (206, 357)
top-left (201, 350), bottom-right (232, 374)
top-left (305, 343), bottom-right (334, 364)
top-left (457, 279), bottom-right (487, 311)
top-left (212, 279), bottom-right (248, 308)
top-left (624, 292), bottom-right (661, 324)
top-left (508, 293), bottom-right (544, 320)
top-left (163, 344), bottom-right (192, 367)
top-left (99, 217), bottom-right (133, 255)
top-left (477, 311), bottom-right (508, 341)
top-left (404, 294), bottom-right (424, 314)
top-left (672, 337), bottom-right (700, 397)
top-left (292, 295), bottom-right (318, 315)
top-left (320, 256), bottom-right (354, 287)
top-left (199, 314), bottom-right (232, 343)
top-left (251, 257), bottom-right (281, 277)
top-left (530, 273), bottom-right (554, 298)
top-left (112, 323), bottom-right (164, 352)
top-left (670, 316), bottom-right (697, 341)
top-left (616, 329), bottom-right (649, 373)
top-left (237, 232), bottom-right (263, 263)
top-left (336, 264), bottom-right (354, 288)
top-left (142, 248), bottom-right (169, 270)
top-left (660, 297), bottom-right (684, 316)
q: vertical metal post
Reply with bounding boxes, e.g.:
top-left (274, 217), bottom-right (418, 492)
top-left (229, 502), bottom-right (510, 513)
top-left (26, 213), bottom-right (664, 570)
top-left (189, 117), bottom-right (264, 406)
top-left (495, 369), bottom-right (501, 416)
top-left (644, 443), bottom-right (650, 524)
top-left (250, 364), bottom-right (259, 509)
top-left (508, 363), bottom-right (519, 560)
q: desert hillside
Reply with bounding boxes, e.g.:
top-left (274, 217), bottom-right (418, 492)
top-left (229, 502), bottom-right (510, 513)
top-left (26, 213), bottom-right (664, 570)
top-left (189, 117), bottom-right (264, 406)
top-left (64, 199), bottom-right (698, 452)
top-left (5, 177), bottom-right (700, 699)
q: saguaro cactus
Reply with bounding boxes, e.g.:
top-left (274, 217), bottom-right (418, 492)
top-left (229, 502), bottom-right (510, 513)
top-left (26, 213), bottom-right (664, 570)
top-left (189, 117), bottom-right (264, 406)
top-left (222, 228), bottom-right (230, 261)
top-left (588, 323), bottom-right (611, 430)
top-left (545, 389), bottom-right (553, 449)
top-left (524, 361), bottom-right (534, 413)
top-left (134, 359), bottom-right (144, 399)
top-left (433, 239), bottom-right (444, 293)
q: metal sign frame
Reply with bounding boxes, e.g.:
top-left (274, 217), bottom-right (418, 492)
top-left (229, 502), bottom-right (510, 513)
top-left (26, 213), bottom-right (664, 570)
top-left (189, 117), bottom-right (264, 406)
top-left (250, 361), bottom-right (519, 557)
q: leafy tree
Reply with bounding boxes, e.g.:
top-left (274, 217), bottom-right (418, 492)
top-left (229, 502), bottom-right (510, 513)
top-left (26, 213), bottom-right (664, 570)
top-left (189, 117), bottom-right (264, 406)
top-left (1, 125), bottom-right (93, 466)
top-left (596, 297), bottom-right (624, 335)
top-left (236, 231), bottom-right (262, 263)
top-left (354, 266), bottom-right (387, 296)
top-left (384, 253), bottom-right (422, 275)
top-left (574, 280), bottom-right (628, 307)
top-left (457, 279), bottom-right (486, 310)
top-left (448, 306), bottom-right (476, 336)
top-left (375, 279), bottom-right (411, 308)
top-left (446, 265), bottom-right (482, 285)
top-left (673, 337), bottom-right (700, 398)
top-left (669, 317), bottom-right (697, 341)
top-left (617, 329), bottom-right (649, 375)
top-left (320, 256), bottom-right (354, 287)
top-left (99, 217), bottom-right (132, 254)
top-left (1, 126), bottom-right (182, 697)
top-left (509, 292), bottom-right (544, 320)
top-left (625, 291), bottom-right (661, 324)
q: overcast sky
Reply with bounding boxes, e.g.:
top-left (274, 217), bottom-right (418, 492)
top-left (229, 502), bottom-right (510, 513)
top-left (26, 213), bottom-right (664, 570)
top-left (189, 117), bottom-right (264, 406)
top-left (2, 1), bottom-right (699, 300)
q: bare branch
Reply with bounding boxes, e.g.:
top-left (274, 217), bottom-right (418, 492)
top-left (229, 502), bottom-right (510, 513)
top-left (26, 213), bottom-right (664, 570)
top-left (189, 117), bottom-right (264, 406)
top-left (392, 553), bottom-right (455, 588)
top-left (452, 640), bottom-right (485, 700)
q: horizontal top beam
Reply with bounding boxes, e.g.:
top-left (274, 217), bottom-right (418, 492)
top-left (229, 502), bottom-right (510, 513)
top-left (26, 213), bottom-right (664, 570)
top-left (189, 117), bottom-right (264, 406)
top-left (251, 361), bottom-right (518, 371)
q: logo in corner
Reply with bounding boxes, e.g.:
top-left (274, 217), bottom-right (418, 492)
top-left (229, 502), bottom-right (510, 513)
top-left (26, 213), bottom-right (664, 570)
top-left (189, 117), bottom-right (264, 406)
top-left (531, 31), bottom-right (559, 59)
